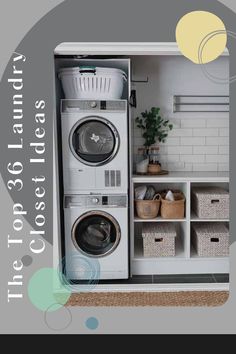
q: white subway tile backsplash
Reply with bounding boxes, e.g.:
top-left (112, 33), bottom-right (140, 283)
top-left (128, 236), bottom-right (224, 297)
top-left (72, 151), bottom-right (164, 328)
top-left (181, 119), bottom-right (206, 128)
top-left (133, 116), bottom-right (229, 172)
top-left (193, 164), bottom-right (218, 172)
top-left (165, 137), bottom-right (180, 145)
top-left (169, 129), bottom-right (192, 137)
top-left (206, 137), bottom-right (229, 146)
top-left (166, 146), bottom-right (193, 154)
top-left (207, 118), bottom-right (229, 128)
top-left (160, 155), bottom-right (180, 163)
top-left (218, 163), bottom-right (229, 172)
top-left (181, 137), bottom-right (205, 146)
top-left (193, 146), bottom-right (218, 154)
top-left (219, 128), bottom-right (229, 137)
top-left (219, 146), bottom-right (229, 154)
top-left (206, 155), bottom-right (229, 163)
top-left (193, 128), bottom-right (218, 137)
top-left (180, 155), bottom-right (205, 163)
top-left (184, 164), bottom-right (193, 172)
top-left (166, 162), bottom-right (185, 171)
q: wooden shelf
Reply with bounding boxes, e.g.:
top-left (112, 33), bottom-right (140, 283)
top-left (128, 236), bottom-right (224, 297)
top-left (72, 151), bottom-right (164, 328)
top-left (190, 212), bottom-right (229, 222)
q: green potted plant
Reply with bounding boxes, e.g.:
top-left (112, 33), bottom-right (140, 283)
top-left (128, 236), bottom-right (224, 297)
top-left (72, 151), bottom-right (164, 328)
top-left (135, 107), bottom-right (173, 174)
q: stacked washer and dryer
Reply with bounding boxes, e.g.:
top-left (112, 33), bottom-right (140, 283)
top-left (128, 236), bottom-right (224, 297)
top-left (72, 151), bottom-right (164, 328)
top-left (58, 65), bottom-right (129, 280)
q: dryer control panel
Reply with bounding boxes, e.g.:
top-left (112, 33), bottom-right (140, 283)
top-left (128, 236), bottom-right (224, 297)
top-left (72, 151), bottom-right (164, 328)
top-left (61, 99), bottom-right (127, 113)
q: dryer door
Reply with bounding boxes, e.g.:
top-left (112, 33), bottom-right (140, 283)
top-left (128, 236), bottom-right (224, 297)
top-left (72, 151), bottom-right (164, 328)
top-left (72, 211), bottom-right (121, 257)
top-left (70, 116), bottom-right (120, 166)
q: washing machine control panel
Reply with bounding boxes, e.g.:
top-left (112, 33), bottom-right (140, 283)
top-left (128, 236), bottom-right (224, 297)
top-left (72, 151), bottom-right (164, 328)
top-left (64, 195), bottom-right (127, 208)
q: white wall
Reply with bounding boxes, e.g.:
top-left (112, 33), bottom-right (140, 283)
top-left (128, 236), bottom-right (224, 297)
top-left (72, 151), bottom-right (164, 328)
top-left (131, 55), bottom-right (229, 172)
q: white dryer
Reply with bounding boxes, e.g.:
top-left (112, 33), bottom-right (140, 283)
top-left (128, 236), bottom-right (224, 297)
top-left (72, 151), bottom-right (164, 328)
top-left (61, 99), bottom-right (128, 194)
top-left (64, 194), bottom-right (129, 280)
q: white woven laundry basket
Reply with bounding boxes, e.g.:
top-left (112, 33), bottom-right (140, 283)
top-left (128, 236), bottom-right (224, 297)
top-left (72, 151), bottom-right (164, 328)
top-left (142, 223), bottom-right (176, 257)
top-left (192, 222), bottom-right (229, 257)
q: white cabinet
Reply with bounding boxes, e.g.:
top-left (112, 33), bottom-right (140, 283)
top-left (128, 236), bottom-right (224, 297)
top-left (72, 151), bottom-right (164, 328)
top-left (131, 172), bottom-right (229, 275)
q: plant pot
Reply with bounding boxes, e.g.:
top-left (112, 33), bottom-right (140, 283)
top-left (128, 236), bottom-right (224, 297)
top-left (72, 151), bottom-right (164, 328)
top-left (136, 158), bottom-right (149, 174)
top-left (148, 164), bottom-right (162, 174)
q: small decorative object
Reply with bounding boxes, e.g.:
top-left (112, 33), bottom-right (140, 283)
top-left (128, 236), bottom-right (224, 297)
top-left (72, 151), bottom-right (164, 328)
top-left (135, 185), bottom-right (147, 200)
top-left (149, 147), bottom-right (160, 164)
top-left (136, 107), bottom-right (173, 174)
top-left (136, 158), bottom-right (149, 174)
top-left (148, 163), bottom-right (162, 174)
top-left (144, 185), bottom-right (156, 200)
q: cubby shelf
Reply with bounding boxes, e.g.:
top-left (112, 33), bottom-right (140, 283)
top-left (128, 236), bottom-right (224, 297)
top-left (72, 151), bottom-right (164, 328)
top-left (131, 173), bottom-right (229, 275)
top-left (190, 212), bottom-right (229, 222)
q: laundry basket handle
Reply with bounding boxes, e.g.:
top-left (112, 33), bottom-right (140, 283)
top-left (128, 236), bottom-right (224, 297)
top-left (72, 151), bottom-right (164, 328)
top-left (79, 66), bottom-right (96, 75)
top-left (153, 193), bottom-right (161, 201)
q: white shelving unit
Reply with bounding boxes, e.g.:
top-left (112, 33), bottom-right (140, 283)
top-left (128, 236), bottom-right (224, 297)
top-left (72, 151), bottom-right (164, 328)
top-left (131, 172), bottom-right (229, 275)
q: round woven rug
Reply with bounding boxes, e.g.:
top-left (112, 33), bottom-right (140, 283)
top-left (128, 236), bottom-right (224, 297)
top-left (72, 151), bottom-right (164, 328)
top-left (66, 291), bottom-right (229, 307)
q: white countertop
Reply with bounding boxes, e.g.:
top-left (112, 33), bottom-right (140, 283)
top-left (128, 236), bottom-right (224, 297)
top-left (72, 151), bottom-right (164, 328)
top-left (132, 171), bottom-right (229, 183)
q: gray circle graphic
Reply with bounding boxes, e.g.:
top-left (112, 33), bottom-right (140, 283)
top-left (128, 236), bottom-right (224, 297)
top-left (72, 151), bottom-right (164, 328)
top-left (44, 303), bottom-right (72, 331)
top-left (198, 29), bottom-right (236, 84)
top-left (21, 255), bottom-right (33, 267)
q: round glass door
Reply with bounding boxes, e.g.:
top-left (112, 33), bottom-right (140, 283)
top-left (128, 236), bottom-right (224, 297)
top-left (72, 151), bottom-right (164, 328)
top-left (72, 211), bottom-right (121, 257)
top-left (70, 116), bottom-right (120, 166)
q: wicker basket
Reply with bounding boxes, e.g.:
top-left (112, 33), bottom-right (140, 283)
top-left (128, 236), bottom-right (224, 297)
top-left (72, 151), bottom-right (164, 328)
top-left (160, 191), bottom-right (185, 219)
top-left (192, 222), bottom-right (229, 257)
top-left (142, 223), bottom-right (176, 257)
top-left (192, 187), bottom-right (229, 219)
top-left (135, 194), bottom-right (161, 219)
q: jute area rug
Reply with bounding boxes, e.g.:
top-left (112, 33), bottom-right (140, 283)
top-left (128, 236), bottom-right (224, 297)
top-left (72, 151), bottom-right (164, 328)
top-left (66, 291), bottom-right (229, 307)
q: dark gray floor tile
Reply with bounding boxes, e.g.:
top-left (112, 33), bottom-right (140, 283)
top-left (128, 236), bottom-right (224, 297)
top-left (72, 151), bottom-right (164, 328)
top-left (213, 274), bottom-right (229, 283)
top-left (153, 275), bottom-right (215, 284)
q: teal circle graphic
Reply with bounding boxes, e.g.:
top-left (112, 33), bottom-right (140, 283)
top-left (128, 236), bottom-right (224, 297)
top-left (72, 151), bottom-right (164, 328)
top-left (28, 268), bottom-right (71, 312)
top-left (59, 254), bottom-right (100, 293)
top-left (85, 317), bottom-right (99, 330)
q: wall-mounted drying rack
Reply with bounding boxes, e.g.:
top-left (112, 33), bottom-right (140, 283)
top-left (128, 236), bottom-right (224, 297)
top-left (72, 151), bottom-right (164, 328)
top-left (173, 95), bottom-right (229, 113)
top-left (131, 76), bottom-right (149, 83)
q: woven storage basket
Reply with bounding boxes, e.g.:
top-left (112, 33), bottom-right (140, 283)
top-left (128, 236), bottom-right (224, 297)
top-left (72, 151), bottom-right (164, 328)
top-left (135, 194), bottom-right (161, 219)
top-left (142, 223), bottom-right (176, 257)
top-left (192, 187), bottom-right (229, 219)
top-left (160, 191), bottom-right (185, 219)
top-left (192, 222), bottom-right (229, 257)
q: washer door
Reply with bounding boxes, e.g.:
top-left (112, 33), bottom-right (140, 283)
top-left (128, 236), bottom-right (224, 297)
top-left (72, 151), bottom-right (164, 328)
top-left (72, 211), bottom-right (121, 257)
top-left (70, 116), bottom-right (120, 166)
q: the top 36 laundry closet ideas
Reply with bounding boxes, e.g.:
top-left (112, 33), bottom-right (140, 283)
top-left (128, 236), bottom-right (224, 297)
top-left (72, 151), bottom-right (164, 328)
top-left (53, 43), bottom-right (229, 292)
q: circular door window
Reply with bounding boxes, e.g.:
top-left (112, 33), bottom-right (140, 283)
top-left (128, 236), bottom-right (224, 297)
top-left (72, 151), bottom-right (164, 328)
top-left (70, 116), bottom-right (120, 166)
top-left (72, 211), bottom-right (121, 258)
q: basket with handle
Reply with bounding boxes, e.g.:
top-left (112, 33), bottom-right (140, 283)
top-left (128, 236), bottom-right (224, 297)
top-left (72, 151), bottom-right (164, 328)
top-left (135, 194), bottom-right (161, 219)
top-left (160, 190), bottom-right (185, 219)
top-left (58, 66), bottom-right (127, 100)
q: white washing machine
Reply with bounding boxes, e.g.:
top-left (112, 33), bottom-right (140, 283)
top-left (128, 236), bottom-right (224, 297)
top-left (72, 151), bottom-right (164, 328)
top-left (64, 194), bottom-right (129, 280)
top-left (61, 99), bottom-right (128, 194)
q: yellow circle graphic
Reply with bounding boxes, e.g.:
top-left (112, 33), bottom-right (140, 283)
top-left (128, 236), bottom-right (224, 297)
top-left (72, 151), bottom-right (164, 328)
top-left (176, 11), bottom-right (227, 64)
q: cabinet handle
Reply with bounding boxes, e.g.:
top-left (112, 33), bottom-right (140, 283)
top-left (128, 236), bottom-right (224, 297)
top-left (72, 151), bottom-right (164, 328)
top-left (155, 238), bottom-right (163, 242)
